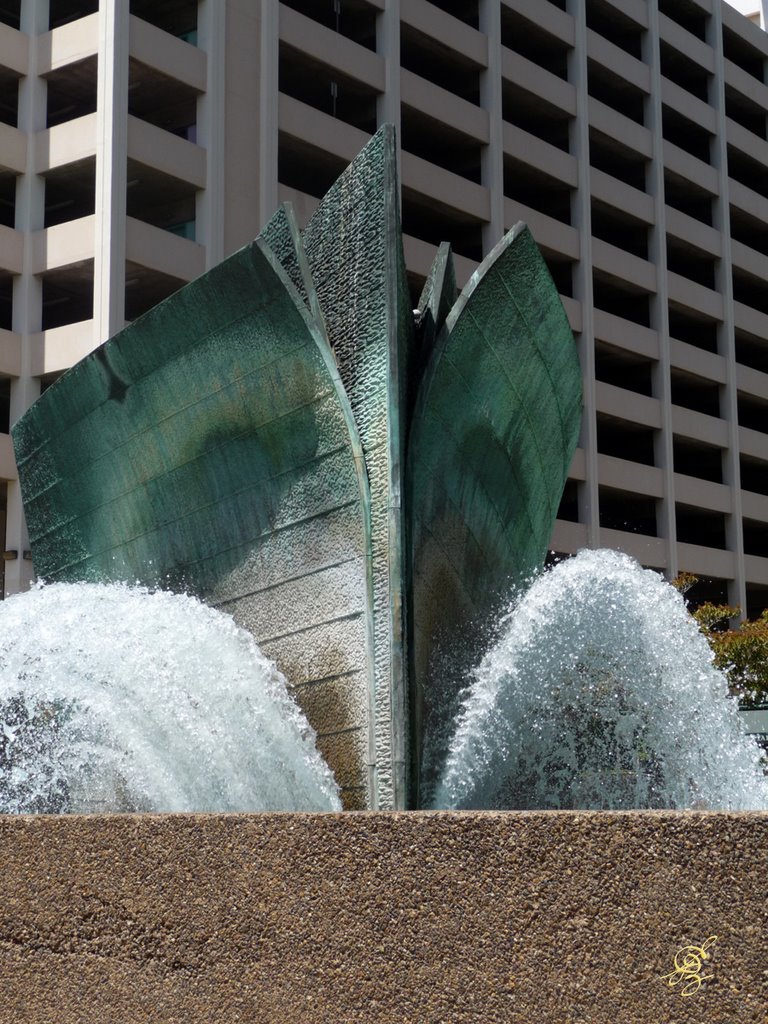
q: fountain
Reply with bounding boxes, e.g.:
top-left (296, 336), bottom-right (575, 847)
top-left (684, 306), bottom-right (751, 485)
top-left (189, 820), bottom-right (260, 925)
top-left (434, 548), bottom-right (767, 812)
top-left (0, 582), bottom-right (340, 814)
top-left (2, 128), bottom-right (766, 1022)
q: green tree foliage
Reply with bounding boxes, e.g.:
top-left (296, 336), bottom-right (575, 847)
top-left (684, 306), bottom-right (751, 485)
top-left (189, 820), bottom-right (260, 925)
top-left (673, 574), bottom-right (768, 707)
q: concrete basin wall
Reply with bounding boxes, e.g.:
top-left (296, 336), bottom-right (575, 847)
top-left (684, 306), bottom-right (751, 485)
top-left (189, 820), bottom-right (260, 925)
top-left (0, 811), bottom-right (765, 1023)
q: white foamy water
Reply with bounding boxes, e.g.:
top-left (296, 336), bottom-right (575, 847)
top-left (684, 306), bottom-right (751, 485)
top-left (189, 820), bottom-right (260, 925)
top-left (0, 582), bottom-right (341, 813)
top-left (434, 549), bottom-right (768, 811)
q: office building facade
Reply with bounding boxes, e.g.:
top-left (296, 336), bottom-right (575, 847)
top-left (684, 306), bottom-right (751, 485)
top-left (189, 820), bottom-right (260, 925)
top-left (1, 0), bottom-right (767, 617)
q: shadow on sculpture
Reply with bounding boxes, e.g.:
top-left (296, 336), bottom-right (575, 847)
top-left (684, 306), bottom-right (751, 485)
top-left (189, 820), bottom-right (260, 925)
top-left (12, 126), bottom-right (582, 810)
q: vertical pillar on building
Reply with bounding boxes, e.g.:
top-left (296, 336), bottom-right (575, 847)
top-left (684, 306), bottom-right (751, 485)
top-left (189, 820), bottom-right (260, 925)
top-left (646, 3), bottom-right (678, 582)
top-left (256, 0), bottom-right (279, 235)
top-left (710, 3), bottom-right (747, 615)
top-left (93, 0), bottom-right (129, 345)
top-left (196, 0), bottom-right (226, 268)
top-left (569, 0), bottom-right (599, 548)
top-left (5, 0), bottom-right (47, 596)
top-left (479, 0), bottom-right (504, 255)
top-left (377, 0), bottom-right (401, 179)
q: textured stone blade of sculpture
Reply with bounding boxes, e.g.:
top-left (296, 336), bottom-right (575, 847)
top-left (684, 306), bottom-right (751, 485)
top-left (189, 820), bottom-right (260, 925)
top-left (12, 125), bottom-right (582, 811)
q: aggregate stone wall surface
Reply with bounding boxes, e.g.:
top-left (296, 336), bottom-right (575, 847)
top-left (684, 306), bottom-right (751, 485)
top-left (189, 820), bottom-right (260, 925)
top-left (0, 811), bottom-right (766, 1024)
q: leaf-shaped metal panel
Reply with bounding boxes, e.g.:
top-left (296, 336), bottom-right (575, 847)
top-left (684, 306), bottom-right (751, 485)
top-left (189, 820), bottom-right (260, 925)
top-left (12, 238), bottom-right (374, 809)
top-left (407, 223), bottom-right (582, 805)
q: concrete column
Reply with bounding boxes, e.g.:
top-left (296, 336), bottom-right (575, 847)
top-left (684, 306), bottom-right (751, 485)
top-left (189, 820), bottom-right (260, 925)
top-left (710, 3), bottom-right (747, 615)
top-left (569, 0), bottom-right (599, 548)
top-left (257, 0), bottom-right (279, 232)
top-left (196, 0), bottom-right (226, 268)
top-left (93, 0), bottom-right (129, 343)
top-left (646, 2), bottom-right (677, 581)
top-left (479, 0), bottom-right (504, 254)
top-left (5, 0), bottom-right (47, 596)
top-left (377, 0), bottom-right (401, 181)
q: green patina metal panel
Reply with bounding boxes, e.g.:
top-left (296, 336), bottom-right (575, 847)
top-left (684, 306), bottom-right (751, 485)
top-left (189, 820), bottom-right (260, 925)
top-left (301, 126), bottom-right (413, 810)
top-left (13, 238), bottom-right (374, 809)
top-left (407, 223), bottom-right (582, 804)
top-left (413, 241), bottom-right (456, 402)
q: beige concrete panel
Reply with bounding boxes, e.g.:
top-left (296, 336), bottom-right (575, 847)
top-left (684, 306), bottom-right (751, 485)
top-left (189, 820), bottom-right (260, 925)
top-left (739, 423), bottom-right (768, 461)
top-left (742, 489), bottom-right (768, 522)
top-left (676, 541), bottom-right (736, 578)
top-left (549, 517), bottom-right (588, 552)
top-left (660, 78), bottom-right (716, 133)
top-left (503, 198), bottom-right (580, 262)
top-left (744, 554), bottom-right (768, 585)
top-left (36, 113), bottom-right (97, 171)
top-left (598, 453), bottom-right (664, 497)
top-left (662, 140), bottom-right (718, 193)
top-left (124, 217), bottom-right (205, 281)
top-left (502, 48), bottom-right (576, 115)
top-left (726, 116), bottom-right (768, 167)
top-left (664, 205), bottom-right (721, 257)
top-left (402, 0), bottom-right (487, 68)
top-left (667, 271), bottom-right (723, 320)
top-left (0, 21), bottom-right (28, 76)
top-left (0, 122), bottom-right (26, 173)
top-left (0, 433), bottom-right (16, 480)
top-left (278, 94), bottom-right (368, 164)
top-left (593, 310), bottom-right (658, 359)
top-left (0, 225), bottom-right (23, 274)
top-left (502, 122), bottom-right (578, 187)
top-left (569, 445), bottom-right (587, 481)
top-left (734, 299), bottom-right (768, 340)
top-left (724, 56), bottom-right (768, 108)
top-left (279, 5), bottom-right (385, 93)
top-left (589, 97), bottom-right (653, 157)
top-left (674, 473), bottom-right (732, 514)
top-left (275, 184), bottom-right (318, 228)
top-left (671, 405), bottom-right (729, 446)
top-left (402, 232), bottom-right (440, 280)
top-left (599, 0), bottom-right (649, 28)
top-left (592, 238), bottom-right (656, 293)
top-left (586, 29), bottom-right (650, 93)
top-left (128, 15), bottom-right (206, 92)
top-left (598, 527), bottom-right (666, 567)
top-left (590, 169), bottom-right (653, 224)
top-left (126, 116), bottom-right (206, 189)
top-left (0, 329), bottom-right (21, 377)
top-left (37, 13), bottom-right (98, 73)
top-left (670, 338), bottom-right (725, 383)
top-left (401, 70), bottom-right (489, 143)
top-left (31, 215), bottom-right (95, 272)
top-left (730, 178), bottom-right (768, 222)
top-left (658, 13), bottom-right (715, 71)
top-left (28, 320), bottom-right (96, 377)
top-left (736, 362), bottom-right (768, 401)
top-left (561, 295), bottom-right (582, 333)
top-left (722, 0), bottom-right (768, 53)
top-left (401, 232), bottom-right (476, 288)
top-left (731, 238), bottom-right (768, 283)
top-left (401, 151), bottom-right (490, 221)
top-left (595, 381), bottom-right (662, 428)
top-left (500, 0), bottom-right (575, 47)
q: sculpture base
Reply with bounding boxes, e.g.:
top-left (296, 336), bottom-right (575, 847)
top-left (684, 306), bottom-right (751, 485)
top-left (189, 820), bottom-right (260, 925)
top-left (1, 811), bottom-right (765, 1022)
